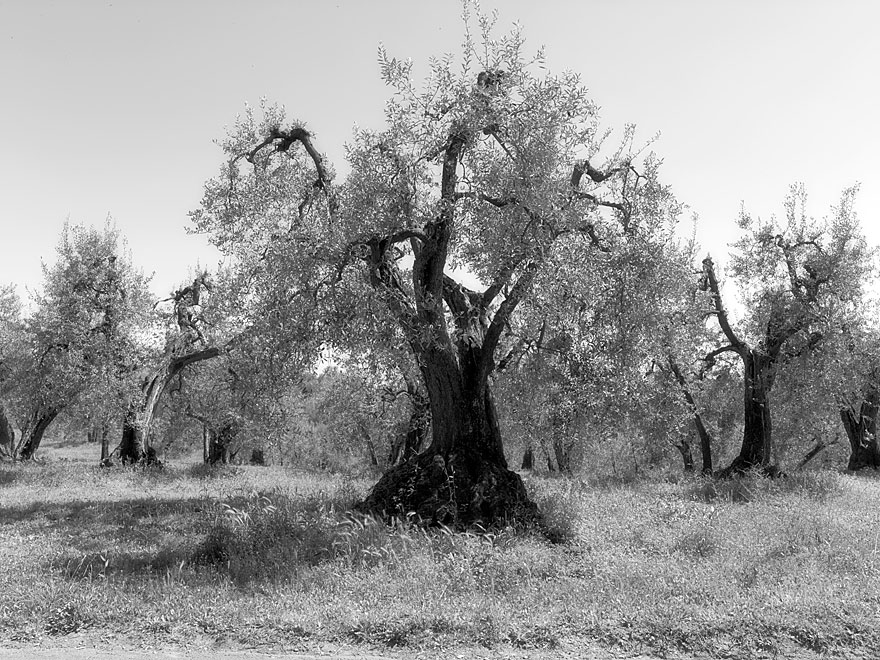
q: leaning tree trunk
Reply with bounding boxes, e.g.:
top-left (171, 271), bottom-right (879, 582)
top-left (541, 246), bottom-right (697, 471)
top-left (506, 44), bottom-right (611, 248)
top-left (840, 385), bottom-right (880, 471)
top-left (667, 357), bottom-right (713, 474)
top-left (119, 344), bottom-right (222, 464)
top-left (18, 408), bottom-right (60, 460)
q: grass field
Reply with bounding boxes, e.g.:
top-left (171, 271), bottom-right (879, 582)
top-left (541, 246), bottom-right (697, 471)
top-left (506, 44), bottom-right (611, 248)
top-left (1, 441), bottom-right (879, 659)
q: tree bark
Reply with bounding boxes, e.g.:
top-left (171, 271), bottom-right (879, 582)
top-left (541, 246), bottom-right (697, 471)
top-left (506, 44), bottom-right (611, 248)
top-left (0, 402), bottom-right (14, 460)
top-left (521, 445), bottom-right (534, 471)
top-left (675, 437), bottom-right (695, 472)
top-left (99, 423), bottom-right (110, 463)
top-left (18, 408), bottom-right (60, 460)
top-left (840, 384), bottom-right (880, 470)
top-left (207, 420), bottom-right (237, 465)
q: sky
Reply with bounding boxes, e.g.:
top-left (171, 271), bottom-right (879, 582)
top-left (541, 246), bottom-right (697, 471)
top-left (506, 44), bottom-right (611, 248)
top-left (0, 0), bottom-right (878, 302)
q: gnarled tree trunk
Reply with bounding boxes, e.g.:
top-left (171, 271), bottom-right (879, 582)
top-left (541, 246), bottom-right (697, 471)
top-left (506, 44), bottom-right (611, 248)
top-left (840, 383), bottom-right (880, 471)
top-left (119, 344), bottom-right (222, 464)
top-left (362, 374), bottom-right (531, 525)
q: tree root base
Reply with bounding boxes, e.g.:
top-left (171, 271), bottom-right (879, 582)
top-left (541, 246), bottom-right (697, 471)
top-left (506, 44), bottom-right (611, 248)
top-left (359, 450), bottom-right (538, 528)
top-left (716, 457), bottom-right (785, 479)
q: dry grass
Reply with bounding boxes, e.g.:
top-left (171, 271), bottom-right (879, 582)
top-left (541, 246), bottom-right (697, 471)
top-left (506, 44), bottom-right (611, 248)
top-left (1, 442), bottom-right (879, 658)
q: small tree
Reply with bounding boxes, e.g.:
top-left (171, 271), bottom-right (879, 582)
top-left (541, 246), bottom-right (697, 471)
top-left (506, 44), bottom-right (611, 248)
top-left (0, 285), bottom-right (23, 459)
top-left (15, 220), bottom-right (152, 460)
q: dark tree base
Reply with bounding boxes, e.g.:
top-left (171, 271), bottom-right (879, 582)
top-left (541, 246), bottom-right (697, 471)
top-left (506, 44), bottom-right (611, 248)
top-left (716, 456), bottom-right (785, 479)
top-left (359, 449), bottom-right (538, 528)
top-left (847, 450), bottom-right (880, 471)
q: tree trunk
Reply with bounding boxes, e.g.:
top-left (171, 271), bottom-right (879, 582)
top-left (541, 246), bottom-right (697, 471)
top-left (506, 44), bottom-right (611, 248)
top-left (667, 357), bottom-right (713, 474)
top-left (521, 445), bottom-right (534, 471)
top-left (552, 436), bottom-right (570, 474)
top-left (0, 402), bottom-right (15, 460)
top-left (99, 423), bottom-right (110, 463)
top-left (390, 389), bottom-right (430, 466)
top-left (675, 437), bottom-right (695, 472)
top-left (207, 421), bottom-right (237, 465)
top-left (18, 408), bottom-right (60, 460)
top-left (356, 157), bottom-right (536, 525)
top-left (841, 385), bottom-right (880, 470)
top-left (719, 350), bottom-right (777, 477)
top-left (119, 345), bottom-right (222, 464)
top-left (119, 406), bottom-right (143, 464)
top-left (697, 418), bottom-right (713, 475)
top-left (361, 362), bottom-right (534, 526)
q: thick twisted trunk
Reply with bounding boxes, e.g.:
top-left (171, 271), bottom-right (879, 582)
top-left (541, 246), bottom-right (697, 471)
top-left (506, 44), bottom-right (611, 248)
top-left (362, 348), bottom-right (533, 525)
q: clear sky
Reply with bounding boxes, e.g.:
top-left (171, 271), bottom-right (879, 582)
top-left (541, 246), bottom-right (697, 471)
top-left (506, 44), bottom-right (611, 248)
top-left (1, 0), bottom-right (877, 301)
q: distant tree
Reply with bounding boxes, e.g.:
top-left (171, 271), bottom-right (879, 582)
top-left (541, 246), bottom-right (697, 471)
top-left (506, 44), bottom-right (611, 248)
top-left (825, 325), bottom-right (880, 470)
top-left (0, 284), bottom-right (23, 459)
top-left (702, 186), bottom-right (872, 476)
top-left (15, 220), bottom-right (153, 460)
top-left (118, 269), bottom-right (225, 464)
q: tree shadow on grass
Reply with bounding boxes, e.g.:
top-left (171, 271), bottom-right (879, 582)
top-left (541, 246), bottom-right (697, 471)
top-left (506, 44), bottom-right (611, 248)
top-left (0, 468), bottom-right (18, 485)
top-left (1, 496), bottom-right (218, 579)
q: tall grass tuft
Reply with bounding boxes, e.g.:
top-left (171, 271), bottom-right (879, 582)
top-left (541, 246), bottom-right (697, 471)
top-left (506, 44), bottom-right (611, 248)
top-left (192, 489), bottom-right (418, 582)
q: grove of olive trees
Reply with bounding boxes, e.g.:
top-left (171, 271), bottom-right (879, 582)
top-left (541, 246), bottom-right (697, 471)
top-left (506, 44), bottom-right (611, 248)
top-left (0, 10), bottom-right (877, 530)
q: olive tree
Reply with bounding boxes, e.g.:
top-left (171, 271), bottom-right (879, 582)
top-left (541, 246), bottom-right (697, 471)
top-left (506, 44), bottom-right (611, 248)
top-left (16, 220), bottom-right (153, 460)
top-left (702, 185), bottom-right (872, 475)
top-left (192, 13), bottom-right (681, 524)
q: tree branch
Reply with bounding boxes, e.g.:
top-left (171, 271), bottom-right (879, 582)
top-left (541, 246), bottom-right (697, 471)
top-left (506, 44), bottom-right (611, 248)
top-left (570, 160), bottom-right (628, 187)
top-left (242, 126), bottom-right (338, 215)
top-left (479, 260), bottom-right (541, 381)
top-left (702, 255), bottom-right (746, 353)
top-left (482, 258), bottom-right (523, 307)
top-left (703, 344), bottom-right (740, 364)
